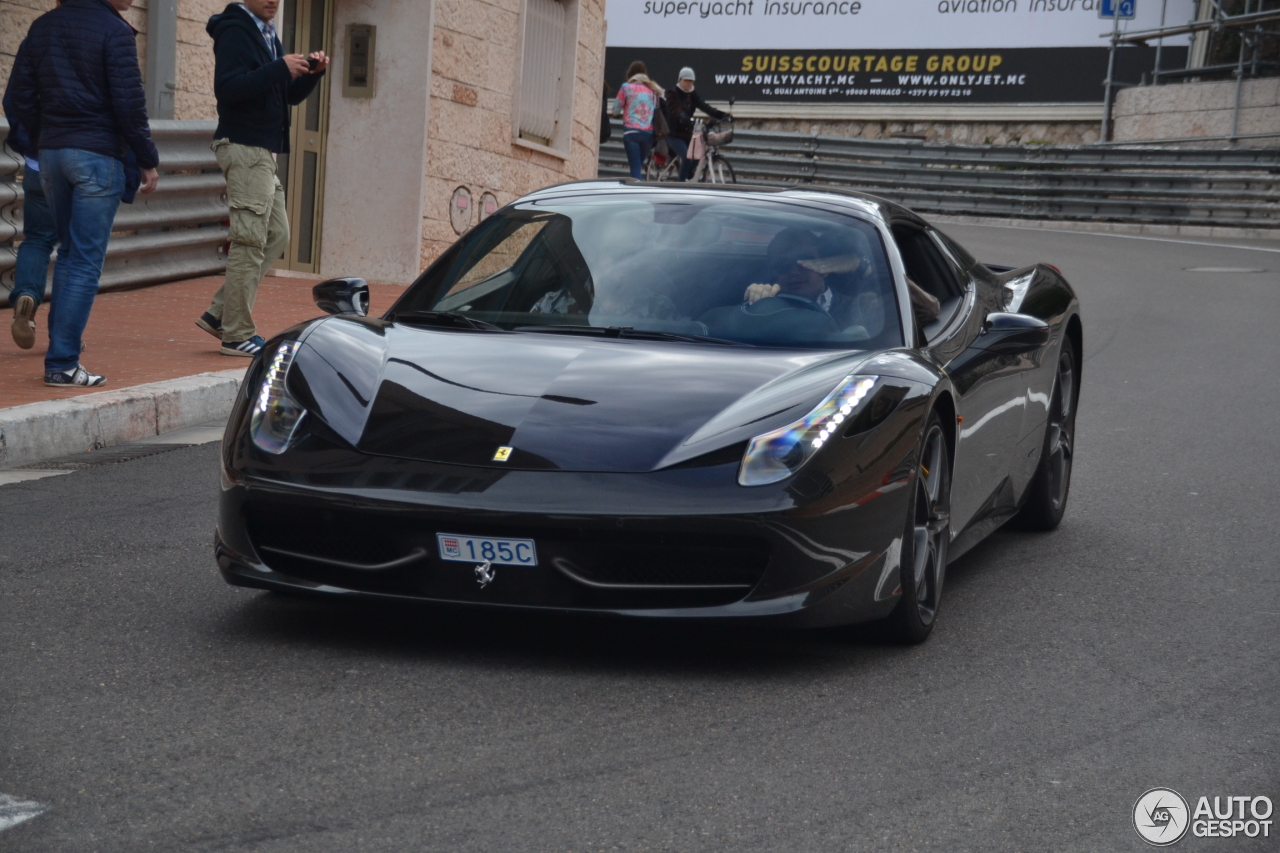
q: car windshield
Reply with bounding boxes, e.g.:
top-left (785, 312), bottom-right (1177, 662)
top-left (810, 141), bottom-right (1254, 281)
top-left (392, 194), bottom-right (903, 349)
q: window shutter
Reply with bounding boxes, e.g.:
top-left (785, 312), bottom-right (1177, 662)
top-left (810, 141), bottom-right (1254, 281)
top-left (519, 0), bottom-right (567, 146)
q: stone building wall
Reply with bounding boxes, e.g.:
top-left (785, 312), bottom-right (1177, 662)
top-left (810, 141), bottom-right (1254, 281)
top-left (1113, 78), bottom-right (1280, 145)
top-left (174, 0), bottom-right (224, 120)
top-left (422, 0), bottom-right (605, 267)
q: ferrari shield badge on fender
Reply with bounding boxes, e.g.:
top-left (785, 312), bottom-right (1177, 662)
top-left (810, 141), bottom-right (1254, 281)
top-left (474, 560), bottom-right (496, 587)
top-left (493, 446), bottom-right (513, 462)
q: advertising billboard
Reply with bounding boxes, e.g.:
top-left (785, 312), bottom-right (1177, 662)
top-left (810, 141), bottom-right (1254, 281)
top-left (604, 0), bottom-right (1194, 104)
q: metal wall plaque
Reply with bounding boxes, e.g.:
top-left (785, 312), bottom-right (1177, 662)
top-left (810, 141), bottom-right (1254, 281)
top-left (343, 24), bottom-right (375, 98)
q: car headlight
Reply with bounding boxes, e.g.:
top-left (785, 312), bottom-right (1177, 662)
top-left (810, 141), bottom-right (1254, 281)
top-left (250, 341), bottom-right (307, 454)
top-left (738, 375), bottom-right (878, 486)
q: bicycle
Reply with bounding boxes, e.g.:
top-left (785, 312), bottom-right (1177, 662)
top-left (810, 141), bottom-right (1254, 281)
top-left (643, 146), bottom-right (682, 182)
top-left (641, 116), bottom-right (736, 184)
top-left (689, 117), bottom-right (736, 184)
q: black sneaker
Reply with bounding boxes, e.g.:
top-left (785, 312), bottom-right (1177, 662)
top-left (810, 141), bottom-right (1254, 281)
top-left (195, 312), bottom-right (222, 339)
top-left (221, 335), bottom-right (266, 357)
top-left (44, 365), bottom-right (106, 387)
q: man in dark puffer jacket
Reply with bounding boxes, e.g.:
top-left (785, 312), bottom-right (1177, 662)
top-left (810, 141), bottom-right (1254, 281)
top-left (5, 0), bottom-right (160, 387)
top-left (194, 0), bottom-right (327, 357)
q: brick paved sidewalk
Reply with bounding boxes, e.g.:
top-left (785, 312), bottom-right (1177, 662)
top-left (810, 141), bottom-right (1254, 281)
top-left (1, 275), bottom-right (406, 408)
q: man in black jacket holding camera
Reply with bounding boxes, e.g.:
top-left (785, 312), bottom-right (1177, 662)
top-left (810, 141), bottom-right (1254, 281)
top-left (196, 0), bottom-right (327, 356)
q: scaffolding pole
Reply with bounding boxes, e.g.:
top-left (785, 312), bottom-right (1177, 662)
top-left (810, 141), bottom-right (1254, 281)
top-left (1154, 0), bottom-right (1170, 82)
top-left (1101, 7), bottom-right (1123, 142)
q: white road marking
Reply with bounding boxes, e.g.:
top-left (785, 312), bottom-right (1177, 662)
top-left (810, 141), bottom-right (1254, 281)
top-left (0, 794), bottom-right (48, 832)
top-left (1183, 266), bottom-right (1267, 273)
top-left (0, 470), bottom-right (73, 486)
top-left (954, 222), bottom-right (1280, 254)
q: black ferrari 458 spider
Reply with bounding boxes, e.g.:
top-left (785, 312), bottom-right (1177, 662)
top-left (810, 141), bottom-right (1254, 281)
top-left (216, 181), bottom-right (1080, 642)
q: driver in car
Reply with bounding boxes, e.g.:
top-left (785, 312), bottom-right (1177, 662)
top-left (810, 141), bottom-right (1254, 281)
top-left (744, 228), bottom-right (940, 330)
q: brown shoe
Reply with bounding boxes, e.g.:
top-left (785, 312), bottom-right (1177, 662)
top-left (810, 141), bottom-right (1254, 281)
top-left (11, 294), bottom-right (36, 349)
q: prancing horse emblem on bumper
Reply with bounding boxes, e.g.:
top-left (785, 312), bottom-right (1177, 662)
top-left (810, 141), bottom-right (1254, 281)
top-left (493, 446), bottom-right (512, 462)
top-left (474, 560), bottom-right (495, 587)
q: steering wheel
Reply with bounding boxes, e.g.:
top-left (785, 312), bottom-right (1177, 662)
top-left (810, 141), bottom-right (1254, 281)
top-left (757, 292), bottom-right (829, 312)
top-left (699, 291), bottom-right (839, 343)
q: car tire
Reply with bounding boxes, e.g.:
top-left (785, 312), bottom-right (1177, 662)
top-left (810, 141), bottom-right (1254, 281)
top-left (883, 409), bottom-right (951, 644)
top-left (1012, 337), bottom-right (1078, 531)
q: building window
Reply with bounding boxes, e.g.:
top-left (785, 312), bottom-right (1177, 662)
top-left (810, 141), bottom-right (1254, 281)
top-left (515, 0), bottom-right (578, 156)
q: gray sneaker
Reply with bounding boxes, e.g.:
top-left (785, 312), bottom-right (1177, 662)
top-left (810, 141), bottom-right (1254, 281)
top-left (11, 294), bottom-right (36, 349)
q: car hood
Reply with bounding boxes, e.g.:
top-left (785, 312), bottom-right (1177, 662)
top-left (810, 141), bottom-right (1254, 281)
top-left (288, 317), bottom-right (879, 473)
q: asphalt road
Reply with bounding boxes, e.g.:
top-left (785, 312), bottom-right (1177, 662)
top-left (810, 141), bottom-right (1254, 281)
top-left (1, 225), bottom-right (1277, 852)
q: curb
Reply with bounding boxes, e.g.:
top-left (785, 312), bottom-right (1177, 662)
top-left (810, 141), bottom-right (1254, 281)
top-left (0, 369), bottom-right (246, 470)
top-left (926, 214), bottom-right (1280, 243)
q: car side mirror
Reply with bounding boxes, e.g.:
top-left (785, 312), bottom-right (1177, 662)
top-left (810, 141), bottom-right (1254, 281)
top-left (979, 312), bottom-right (1049, 353)
top-left (313, 277), bottom-right (369, 316)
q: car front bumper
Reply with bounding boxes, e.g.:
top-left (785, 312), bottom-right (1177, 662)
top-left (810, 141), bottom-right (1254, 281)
top-left (216, 455), bottom-right (913, 628)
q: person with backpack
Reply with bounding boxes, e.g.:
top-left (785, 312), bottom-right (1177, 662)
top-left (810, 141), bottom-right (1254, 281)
top-left (614, 61), bottom-right (664, 181)
top-left (663, 67), bottom-right (729, 182)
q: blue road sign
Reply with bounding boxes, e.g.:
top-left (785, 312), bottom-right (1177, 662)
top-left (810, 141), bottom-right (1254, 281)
top-left (1099, 0), bottom-right (1136, 19)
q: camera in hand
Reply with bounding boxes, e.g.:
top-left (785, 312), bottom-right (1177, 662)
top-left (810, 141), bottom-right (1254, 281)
top-left (306, 56), bottom-right (318, 71)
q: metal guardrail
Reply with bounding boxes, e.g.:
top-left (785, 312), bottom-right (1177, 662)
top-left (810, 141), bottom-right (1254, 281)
top-left (599, 122), bottom-right (1280, 229)
top-left (1, 119), bottom-right (228, 308)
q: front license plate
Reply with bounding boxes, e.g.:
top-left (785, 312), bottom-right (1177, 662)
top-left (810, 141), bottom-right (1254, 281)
top-left (436, 533), bottom-right (538, 566)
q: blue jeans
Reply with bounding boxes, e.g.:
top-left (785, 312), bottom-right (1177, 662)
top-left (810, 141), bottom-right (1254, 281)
top-left (39, 149), bottom-right (124, 374)
top-left (12, 164), bottom-right (58, 307)
top-left (666, 137), bottom-right (696, 181)
top-left (622, 130), bottom-right (654, 180)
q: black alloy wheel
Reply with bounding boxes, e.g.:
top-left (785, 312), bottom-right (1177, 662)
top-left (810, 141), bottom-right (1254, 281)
top-left (1013, 337), bottom-right (1078, 531)
top-left (886, 410), bottom-right (951, 644)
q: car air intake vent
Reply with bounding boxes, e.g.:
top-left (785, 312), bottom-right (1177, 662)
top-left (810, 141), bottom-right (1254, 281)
top-left (667, 441), bottom-right (748, 470)
top-left (549, 537), bottom-right (768, 590)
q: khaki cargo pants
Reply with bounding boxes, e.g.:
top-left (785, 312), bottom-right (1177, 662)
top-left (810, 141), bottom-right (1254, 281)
top-left (206, 139), bottom-right (290, 343)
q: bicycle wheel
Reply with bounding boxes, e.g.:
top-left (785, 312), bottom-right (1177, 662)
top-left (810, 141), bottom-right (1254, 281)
top-left (657, 156), bottom-right (682, 182)
top-left (715, 156), bottom-right (736, 184)
top-left (642, 154), bottom-right (658, 182)
top-left (692, 155), bottom-right (712, 183)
